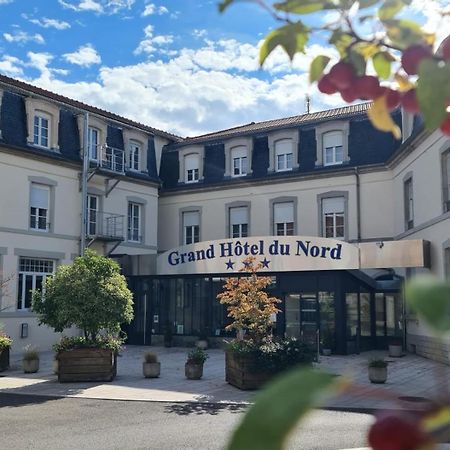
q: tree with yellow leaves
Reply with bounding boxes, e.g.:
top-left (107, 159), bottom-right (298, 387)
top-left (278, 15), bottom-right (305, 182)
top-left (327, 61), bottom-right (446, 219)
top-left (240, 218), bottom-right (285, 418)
top-left (217, 256), bottom-right (281, 344)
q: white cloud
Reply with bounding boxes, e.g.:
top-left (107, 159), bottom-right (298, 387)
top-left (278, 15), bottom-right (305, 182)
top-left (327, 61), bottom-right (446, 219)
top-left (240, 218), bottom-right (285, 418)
top-left (0, 0), bottom-right (14, 4)
top-left (141, 3), bottom-right (168, 16)
top-left (58, 0), bottom-right (135, 14)
top-left (0, 55), bottom-right (24, 77)
top-left (193, 29), bottom-right (207, 39)
top-left (134, 25), bottom-right (174, 56)
top-left (3, 31), bottom-right (45, 45)
top-left (29, 17), bottom-right (71, 30)
top-left (63, 44), bottom-right (102, 66)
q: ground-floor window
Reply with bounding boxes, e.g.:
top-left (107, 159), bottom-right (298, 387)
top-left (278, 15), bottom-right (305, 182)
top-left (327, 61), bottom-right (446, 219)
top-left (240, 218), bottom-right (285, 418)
top-left (17, 258), bottom-right (54, 310)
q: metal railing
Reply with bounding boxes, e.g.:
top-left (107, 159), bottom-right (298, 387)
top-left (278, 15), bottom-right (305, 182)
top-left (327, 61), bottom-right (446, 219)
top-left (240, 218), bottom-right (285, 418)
top-left (89, 144), bottom-right (125, 174)
top-left (86, 211), bottom-right (124, 240)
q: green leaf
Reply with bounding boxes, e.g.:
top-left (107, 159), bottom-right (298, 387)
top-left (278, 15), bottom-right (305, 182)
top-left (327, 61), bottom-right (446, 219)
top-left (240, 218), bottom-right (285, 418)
top-left (378, 0), bottom-right (411, 20)
top-left (329, 30), bottom-right (354, 58)
top-left (347, 50), bottom-right (366, 76)
top-left (259, 22), bottom-right (309, 66)
top-left (218, 0), bottom-right (235, 13)
top-left (359, 0), bottom-right (381, 8)
top-left (417, 59), bottom-right (450, 130)
top-left (372, 51), bottom-right (394, 79)
top-left (228, 368), bottom-right (340, 450)
top-left (405, 277), bottom-right (450, 334)
top-left (273, 0), bottom-right (336, 14)
top-left (309, 55), bottom-right (330, 82)
top-left (384, 19), bottom-right (425, 49)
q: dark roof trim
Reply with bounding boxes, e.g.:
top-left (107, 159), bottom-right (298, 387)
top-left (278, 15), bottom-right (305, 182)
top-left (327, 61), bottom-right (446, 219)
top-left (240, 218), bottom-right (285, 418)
top-left (0, 74), bottom-right (181, 142)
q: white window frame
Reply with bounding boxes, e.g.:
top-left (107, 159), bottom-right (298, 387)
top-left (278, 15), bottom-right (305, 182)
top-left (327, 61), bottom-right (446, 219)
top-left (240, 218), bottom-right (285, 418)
top-left (129, 140), bottom-right (141, 171)
top-left (178, 146), bottom-right (204, 183)
top-left (128, 202), bottom-right (141, 243)
top-left (229, 206), bottom-right (248, 238)
top-left (323, 131), bottom-right (344, 166)
top-left (30, 184), bottom-right (50, 232)
top-left (322, 197), bottom-right (345, 239)
top-left (33, 113), bottom-right (50, 149)
top-left (184, 153), bottom-right (200, 183)
top-left (17, 258), bottom-right (54, 310)
top-left (275, 139), bottom-right (294, 172)
top-left (87, 194), bottom-right (99, 236)
top-left (268, 131), bottom-right (299, 173)
top-left (315, 121), bottom-right (349, 167)
top-left (273, 202), bottom-right (294, 236)
top-left (224, 138), bottom-right (252, 177)
top-left (231, 146), bottom-right (247, 177)
top-left (182, 211), bottom-right (200, 245)
top-left (88, 126), bottom-right (100, 161)
top-left (25, 98), bottom-right (60, 151)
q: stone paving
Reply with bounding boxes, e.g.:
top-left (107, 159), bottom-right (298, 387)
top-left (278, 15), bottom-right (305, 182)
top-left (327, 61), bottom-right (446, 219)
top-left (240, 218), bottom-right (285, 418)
top-left (1, 346), bottom-right (449, 411)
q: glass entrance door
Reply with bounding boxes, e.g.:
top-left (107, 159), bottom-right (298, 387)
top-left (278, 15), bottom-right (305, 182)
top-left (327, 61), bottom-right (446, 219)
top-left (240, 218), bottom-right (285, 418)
top-left (285, 293), bottom-right (319, 346)
top-left (285, 294), bottom-right (300, 338)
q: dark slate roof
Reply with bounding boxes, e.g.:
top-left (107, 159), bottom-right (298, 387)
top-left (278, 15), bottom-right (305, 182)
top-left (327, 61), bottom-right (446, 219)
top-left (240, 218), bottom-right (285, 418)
top-left (0, 73), bottom-right (181, 142)
top-left (177, 103), bottom-right (372, 147)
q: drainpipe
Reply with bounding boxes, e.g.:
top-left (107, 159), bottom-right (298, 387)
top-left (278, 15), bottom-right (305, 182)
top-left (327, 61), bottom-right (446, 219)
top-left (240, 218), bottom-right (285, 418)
top-left (354, 167), bottom-right (361, 242)
top-left (80, 112), bottom-right (89, 256)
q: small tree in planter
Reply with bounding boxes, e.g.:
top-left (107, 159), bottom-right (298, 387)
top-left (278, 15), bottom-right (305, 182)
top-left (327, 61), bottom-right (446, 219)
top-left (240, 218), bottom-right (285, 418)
top-left (185, 348), bottom-right (209, 380)
top-left (32, 249), bottom-right (134, 382)
top-left (0, 331), bottom-right (12, 372)
top-left (22, 345), bottom-right (39, 374)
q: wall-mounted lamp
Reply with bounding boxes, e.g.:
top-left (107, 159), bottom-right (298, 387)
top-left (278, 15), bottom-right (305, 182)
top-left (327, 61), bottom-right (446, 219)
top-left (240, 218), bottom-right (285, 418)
top-left (20, 323), bottom-right (28, 338)
top-left (376, 241), bottom-right (384, 249)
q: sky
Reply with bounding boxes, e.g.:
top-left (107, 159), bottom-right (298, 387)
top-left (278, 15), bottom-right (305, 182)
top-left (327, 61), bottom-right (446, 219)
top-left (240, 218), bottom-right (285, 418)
top-left (0, 0), bottom-right (447, 137)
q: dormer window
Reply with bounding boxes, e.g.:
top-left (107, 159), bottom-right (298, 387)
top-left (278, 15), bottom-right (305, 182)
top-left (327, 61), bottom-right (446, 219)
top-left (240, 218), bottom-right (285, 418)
top-left (33, 113), bottom-right (50, 148)
top-left (275, 139), bottom-right (293, 172)
top-left (25, 98), bottom-right (59, 151)
top-left (185, 153), bottom-right (199, 183)
top-left (323, 131), bottom-right (343, 166)
top-left (129, 140), bottom-right (141, 171)
top-left (231, 146), bottom-right (247, 177)
top-left (88, 127), bottom-right (99, 160)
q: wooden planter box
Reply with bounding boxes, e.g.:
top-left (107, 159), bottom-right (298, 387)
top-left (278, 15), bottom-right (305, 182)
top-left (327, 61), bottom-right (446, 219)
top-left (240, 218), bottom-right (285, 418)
top-left (0, 346), bottom-right (10, 372)
top-left (225, 350), bottom-right (272, 390)
top-left (57, 348), bottom-right (117, 382)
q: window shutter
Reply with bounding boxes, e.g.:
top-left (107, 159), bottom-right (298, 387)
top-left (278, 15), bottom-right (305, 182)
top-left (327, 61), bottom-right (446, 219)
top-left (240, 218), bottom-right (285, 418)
top-left (230, 207), bottom-right (248, 225)
top-left (183, 211), bottom-right (199, 227)
top-left (274, 202), bottom-right (294, 223)
top-left (322, 197), bottom-right (344, 214)
top-left (323, 131), bottom-right (343, 149)
top-left (30, 185), bottom-right (49, 209)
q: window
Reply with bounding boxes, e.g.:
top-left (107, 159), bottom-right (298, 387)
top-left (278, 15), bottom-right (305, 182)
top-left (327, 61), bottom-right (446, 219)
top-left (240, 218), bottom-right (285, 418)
top-left (231, 146), bottom-right (247, 177)
top-left (323, 131), bottom-right (343, 166)
top-left (274, 202), bottom-right (294, 236)
top-left (87, 195), bottom-right (98, 236)
top-left (230, 206), bottom-right (248, 238)
top-left (404, 177), bottom-right (414, 230)
top-left (442, 150), bottom-right (450, 212)
top-left (129, 141), bottom-right (140, 171)
top-left (128, 202), bottom-right (141, 242)
top-left (17, 258), bottom-right (54, 310)
top-left (185, 153), bottom-right (200, 183)
top-left (275, 139), bottom-right (293, 172)
top-left (322, 197), bottom-right (345, 238)
top-left (183, 211), bottom-right (200, 244)
top-left (30, 184), bottom-right (50, 231)
top-left (88, 127), bottom-right (99, 160)
top-left (33, 114), bottom-right (50, 148)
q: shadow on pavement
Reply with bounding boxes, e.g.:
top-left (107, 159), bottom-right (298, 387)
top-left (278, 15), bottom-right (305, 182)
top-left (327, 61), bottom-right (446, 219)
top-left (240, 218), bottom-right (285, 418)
top-left (0, 392), bottom-right (62, 408)
top-left (164, 402), bottom-right (248, 416)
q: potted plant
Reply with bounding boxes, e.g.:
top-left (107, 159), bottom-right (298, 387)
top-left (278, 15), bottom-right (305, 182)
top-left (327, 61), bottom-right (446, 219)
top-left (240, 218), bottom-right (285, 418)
top-left (368, 358), bottom-right (388, 384)
top-left (196, 328), bottom-right (209, 350)
top-left (143, 352), bottom-right (160, 378)
top-left (388, 337), bottom-right (403, 357)
top-left (321, 329), bottom-right (334, 356)
top-left (23, 345), bottom-right (39, 373)
top-left (164, 321), bottom-right (173, 348)
top-left (185, 348), bottom-right (208, 380)
top-left (0, 331), bottom-right (12, 372)
top-left (32, 249), bottom-right (134, 382)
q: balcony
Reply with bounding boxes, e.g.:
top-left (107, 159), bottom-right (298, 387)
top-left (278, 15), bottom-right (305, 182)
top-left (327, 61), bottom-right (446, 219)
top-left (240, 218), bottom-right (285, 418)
top-left (86, 211), bottom-right (124, 242)
top-left (90, 145), bottom-right (125, 174)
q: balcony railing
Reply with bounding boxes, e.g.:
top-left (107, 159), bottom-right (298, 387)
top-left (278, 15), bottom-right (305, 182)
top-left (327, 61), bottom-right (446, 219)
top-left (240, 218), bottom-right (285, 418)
top-left (86, 211), bottom-right (124, 241)
top-left (89, 145), bottom-right (125, 174)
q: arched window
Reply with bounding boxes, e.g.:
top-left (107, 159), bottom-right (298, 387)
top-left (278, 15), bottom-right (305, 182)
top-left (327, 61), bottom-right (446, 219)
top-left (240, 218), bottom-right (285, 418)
top-left (323, 131), bottom-right (344, 166)
top-left (275, 139), bottom-right (293, 171)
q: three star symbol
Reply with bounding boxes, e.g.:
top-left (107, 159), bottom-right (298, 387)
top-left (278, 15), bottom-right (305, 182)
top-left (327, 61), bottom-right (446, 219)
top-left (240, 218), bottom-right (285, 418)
top-left (225, 259), bottom-right (235, 270)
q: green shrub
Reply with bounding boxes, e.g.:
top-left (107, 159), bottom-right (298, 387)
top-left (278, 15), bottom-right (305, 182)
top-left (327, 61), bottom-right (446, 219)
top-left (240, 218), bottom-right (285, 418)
top-left (32, 250), bottom-right (133, 346)
top-left (187, 348), bottom-right (209, 365)
top-left (144, 352), bottom-right (158, 363)
top-left (369, 358), bottom-right (387, 368)
top-left (0, 333), bottom-right (12, 349)
top-left (53, 335), bottom-right (125, 354)
top-left (23, 345), bottom-right (39, 361)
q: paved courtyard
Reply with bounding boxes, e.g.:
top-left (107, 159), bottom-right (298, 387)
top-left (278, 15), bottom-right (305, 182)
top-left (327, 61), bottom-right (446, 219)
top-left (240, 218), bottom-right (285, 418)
top-left (1, 346), bottom-right (449, 411)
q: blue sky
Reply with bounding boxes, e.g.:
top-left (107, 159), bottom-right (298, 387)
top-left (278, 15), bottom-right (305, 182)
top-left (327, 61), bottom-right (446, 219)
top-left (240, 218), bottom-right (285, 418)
top-left (0, 0), bottom-right (444, 136)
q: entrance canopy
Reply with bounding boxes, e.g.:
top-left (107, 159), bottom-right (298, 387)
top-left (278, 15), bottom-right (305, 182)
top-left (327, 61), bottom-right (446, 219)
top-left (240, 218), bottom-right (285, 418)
top-left (157, 236), bottom-right (430, 276)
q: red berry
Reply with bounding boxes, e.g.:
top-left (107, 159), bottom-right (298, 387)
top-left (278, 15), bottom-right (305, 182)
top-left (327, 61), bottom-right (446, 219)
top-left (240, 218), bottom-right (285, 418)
top-left (401, 89), bottom-right (420, 113)
top-left (340, 87), bottom-right (358, 103)
top-left (368, 412), bottom-right (432, 450)
top-left (318, 74), bottom-right (338, 95)
top-left (442, 36), bottom-right (450, 60)
top-left (385, 88), bottom-right (401, 110)
top-left (328, 61), bottom-right (356, 90)
top-left (354, 75), bottom-right (382, 100)
top-left (401, 44), bottom-right (433, 75)
top-left (440, 114), bottom-right (450, 136)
